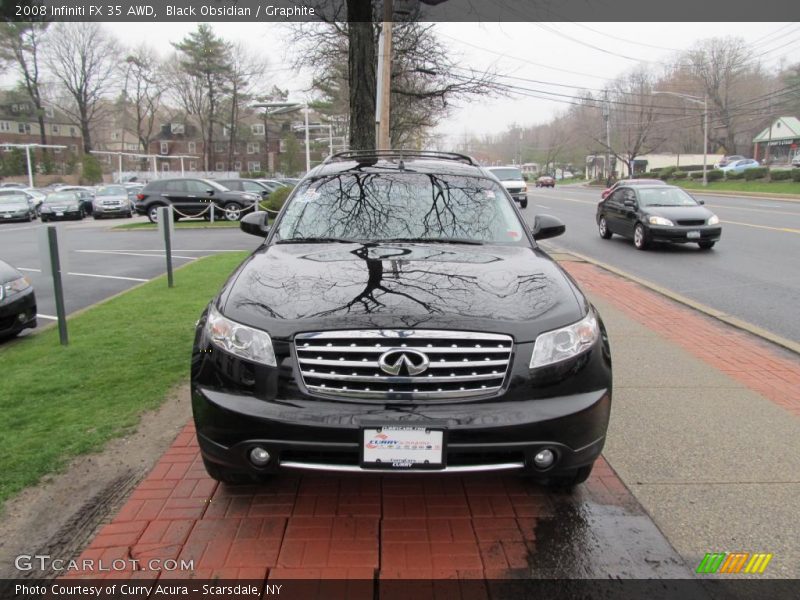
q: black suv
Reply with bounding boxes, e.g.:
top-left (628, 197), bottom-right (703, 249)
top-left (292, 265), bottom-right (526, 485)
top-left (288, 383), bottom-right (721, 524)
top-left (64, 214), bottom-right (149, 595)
top-left (134, 178), bottom-right (260, 223)
top-left (191, 151), bottom-right (612, 489)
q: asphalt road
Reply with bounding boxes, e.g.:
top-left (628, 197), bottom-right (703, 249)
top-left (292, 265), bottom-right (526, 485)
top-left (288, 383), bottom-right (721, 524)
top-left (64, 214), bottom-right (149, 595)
top-left (520, 185), bottom-right (800, 344)
top-left (0, 216), bottom-right (258, 335)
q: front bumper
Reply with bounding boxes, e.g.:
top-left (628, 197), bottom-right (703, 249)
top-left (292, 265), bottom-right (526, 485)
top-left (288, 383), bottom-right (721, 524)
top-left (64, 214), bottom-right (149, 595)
top-left (0, 287), bottom-right (37, 337)
top-left (0, 212), bottom-right (32, 222)
top-left (193, 385), bottom-right (610, 475)
top-left (41, 209), bottom-right (82, 220)
top-left (94, 204), bottom-right (130, 216)
top-left (647, 225), bottom-right (721, 243)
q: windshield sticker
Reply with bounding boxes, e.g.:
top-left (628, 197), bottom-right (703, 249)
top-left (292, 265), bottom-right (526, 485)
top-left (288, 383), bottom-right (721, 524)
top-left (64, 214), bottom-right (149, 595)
top-left (484, 190), bottom-right (496, 198)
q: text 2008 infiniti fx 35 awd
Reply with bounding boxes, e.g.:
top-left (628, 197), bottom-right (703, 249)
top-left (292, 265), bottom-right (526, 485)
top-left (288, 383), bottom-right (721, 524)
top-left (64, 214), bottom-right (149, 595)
top-left (191, 151), bottom-right (612, 489)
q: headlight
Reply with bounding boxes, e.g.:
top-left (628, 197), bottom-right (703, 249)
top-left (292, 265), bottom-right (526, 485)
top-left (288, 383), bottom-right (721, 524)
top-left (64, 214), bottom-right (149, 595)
top-left (708, 215), bottom-right (719, 225)
top-left (241, 193), bottom-right (257, 200)
top-left (530, 310), bottom-right (599, 369)
top-left (521, 186), bottom-right (527, 192)
top-left (3, 276), bottom-right (31, 298)
top-left (648, 216), bottom-right (674, 226)
top-left (40, 206), bottom-right (51, 212)
top-left (205, 305), bottom-right (276, 366)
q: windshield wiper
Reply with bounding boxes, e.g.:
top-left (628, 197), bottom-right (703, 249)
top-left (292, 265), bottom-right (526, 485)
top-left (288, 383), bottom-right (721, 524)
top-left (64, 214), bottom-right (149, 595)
top-left (276, 237), bottom-right (356, 244)
top-left (377, 237), bottom-right (484, 245)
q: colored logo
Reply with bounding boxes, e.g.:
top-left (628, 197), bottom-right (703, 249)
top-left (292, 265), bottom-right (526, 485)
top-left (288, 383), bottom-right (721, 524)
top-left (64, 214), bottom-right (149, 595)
top-left (696, 552), bottom-right (772, 574)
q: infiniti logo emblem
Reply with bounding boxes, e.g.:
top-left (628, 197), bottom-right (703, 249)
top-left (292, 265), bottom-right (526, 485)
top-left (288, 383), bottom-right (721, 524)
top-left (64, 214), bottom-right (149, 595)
top-left (378, 349), bottom-right (430, 376)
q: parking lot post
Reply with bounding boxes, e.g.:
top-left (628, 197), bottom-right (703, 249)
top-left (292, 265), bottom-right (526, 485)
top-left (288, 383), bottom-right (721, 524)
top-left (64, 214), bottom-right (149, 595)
top-left (42, 226), bottom-right (68, 346)
top-left (158, 206), bottom-right (174, 288)
top-left (210, 203), bottom-right (215, 224)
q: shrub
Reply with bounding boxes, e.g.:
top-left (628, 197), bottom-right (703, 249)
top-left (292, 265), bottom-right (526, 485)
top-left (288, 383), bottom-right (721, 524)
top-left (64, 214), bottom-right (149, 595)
top-left (726, 171), bottom-right (745, 180)
top-left (707, 169), bottom-right (724, 182)
top-left (792, 169), bottom-right (800, 182)
top-left (260, 185), bottom-right (293, 212)
top-left (658, 166), bottom-right (678, 180)
top-left (689, 171), bottom-right (704, 179)
top-left (671, 171), bottom-right (687, 180)
top-left (744, 167), bottom-right (768, 180)
top-left (80, 155), bottom-right (103, 184)
top-left (769, 170), bottom-right (793, 181)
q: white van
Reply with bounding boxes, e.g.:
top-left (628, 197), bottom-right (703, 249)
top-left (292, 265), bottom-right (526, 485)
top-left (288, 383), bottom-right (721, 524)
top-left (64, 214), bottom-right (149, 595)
top-left (486, 166), bottom-right (528, 209)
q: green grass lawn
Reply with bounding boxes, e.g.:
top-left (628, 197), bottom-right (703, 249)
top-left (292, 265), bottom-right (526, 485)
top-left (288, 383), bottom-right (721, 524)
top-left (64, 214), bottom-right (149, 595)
top-left (672, 179), bottom-right (800, 196)
top-left (114, 220), bottom-right (240, 230)
top-left (0, 251), bottom-right (248, 511)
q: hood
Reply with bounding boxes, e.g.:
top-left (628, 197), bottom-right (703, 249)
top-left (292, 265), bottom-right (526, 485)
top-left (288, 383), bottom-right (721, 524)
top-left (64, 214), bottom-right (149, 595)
top-left (0, 259), bottom-right (22, 283)
top-left (497, 180), bottom-right (525, 188)
top-left (95, 194), bottom-right (128, 202)
top-left (220, 243), bottom-right (585, 343)
top-left (643, 205), bottom-right (714, 220)
top-left (0, 201), bottom-right (29, 211)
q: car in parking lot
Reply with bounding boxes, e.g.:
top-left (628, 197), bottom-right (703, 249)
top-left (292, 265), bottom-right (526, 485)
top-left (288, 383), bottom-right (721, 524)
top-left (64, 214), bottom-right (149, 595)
top-left (92, 185), bottom-right (133, 219)
top-left (0, 258), bottom-right (36, 339)
top-left (597, 184), bottom-right (721, 250)
top-left (134, 178), bottom-right (260, 223)
top-left (39, 192), bottom-right (86, 221)
top-left (486, 166), bottom-right (528, 208)
top-left (0, 193), bottom-right (38, 222)
top-left (0, 189), bottom-right (45, 215)
top-left (191, 150), bottom-right (612, 490)
top-left (600, 178), bottom-right (665, 200)
top-left (713, 155), bottom-right (745, 169)
top-left (55, 186), bottom-right (95, 216)
top-left (536, 175), bottom-right (555, 188)
top-left (719, 158), bottom-right (759, 174)
top-left (790, 154), bottom-right (800, 167)
top-left (216, 178), bottom-right (274, 199)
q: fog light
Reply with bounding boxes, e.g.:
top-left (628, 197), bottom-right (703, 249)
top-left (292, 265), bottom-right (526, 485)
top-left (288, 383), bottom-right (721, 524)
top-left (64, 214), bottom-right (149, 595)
top-left (533, 449), bottom-right (555, 469)
top-left (18, 313), bottom-right (27, 322)
top-left (249, 447), bottom-right (271, 466)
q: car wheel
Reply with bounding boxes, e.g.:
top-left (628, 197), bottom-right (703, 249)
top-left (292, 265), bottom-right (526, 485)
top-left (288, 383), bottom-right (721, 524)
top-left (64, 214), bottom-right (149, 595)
top-left (147, 205), bottom-right (162, 224)
top-left (93, 213), bottom-right (102, 220)
top-left (201, 455), bottom-right (266, 485)
top-left (41, 216), bottom-right (48, 222)
top-left (545, 464), bottom-right (594, 491)
top-left (598, 216), bottom-right (613, 239)
top-left (78, 209), bottom-right (85, 220)
top-left (698, 241), bottom-right (716, 250)
top-left (633, 223), bottom-right (649, 250)
top-left (520, 199), bottom-right (528, 209)
top-left (223, 202), bottom-right (243, 221)
top-left (127, 211), bottom-right (133, 218)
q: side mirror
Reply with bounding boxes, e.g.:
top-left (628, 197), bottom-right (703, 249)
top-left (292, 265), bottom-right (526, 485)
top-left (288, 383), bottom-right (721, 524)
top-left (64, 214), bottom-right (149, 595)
top-left (623, 199), bottom-right (636, 208)
top-left (240, 210), bottom-right (270, 237)
top-left (206, 189), bottom-right (215, 196)
top-left (532, 214), bottom-right (565, 241)
top-left (697, 199), bottom-right (705, 205)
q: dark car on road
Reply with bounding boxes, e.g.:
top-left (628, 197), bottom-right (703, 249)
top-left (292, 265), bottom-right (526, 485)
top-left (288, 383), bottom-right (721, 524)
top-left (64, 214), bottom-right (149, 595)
top-left (0, 193), bottom-right (38, 222)
top-left (134, 178), bottom-right (260, 223)
top-left (597, 184), bottom-right (721, 250)
top-left (536, 175), bottom-right (555, 188)
top-left (39, 192), bottom-right (85, 221)
top-left (191, 150), bottom-right (613, 490)
top-left (0, 259), bottom-right (36, 339)
top-left (600, 178), bottom-right (665, 200)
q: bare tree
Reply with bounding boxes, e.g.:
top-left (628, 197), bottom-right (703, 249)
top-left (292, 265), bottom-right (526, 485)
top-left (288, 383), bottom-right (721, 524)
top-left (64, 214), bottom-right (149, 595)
top-left (45, 22), bottom-right (119, 153)
top-left (123, 44), bottom-right (165, 155)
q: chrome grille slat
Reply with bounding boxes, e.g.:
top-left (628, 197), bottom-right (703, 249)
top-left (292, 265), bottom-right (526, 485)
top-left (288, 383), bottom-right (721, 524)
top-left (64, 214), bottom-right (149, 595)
top-left (295, 329), bottom-right (513, 400)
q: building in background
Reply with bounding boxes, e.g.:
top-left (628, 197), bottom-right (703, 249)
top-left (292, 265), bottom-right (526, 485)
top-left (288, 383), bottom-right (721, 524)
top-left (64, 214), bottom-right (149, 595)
top-left (752, 116), bottom-right (800, 164)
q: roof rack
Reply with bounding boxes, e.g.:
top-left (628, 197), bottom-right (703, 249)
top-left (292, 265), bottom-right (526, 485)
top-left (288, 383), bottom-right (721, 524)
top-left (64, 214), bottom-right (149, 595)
top-left (323, 150), bottom-right (479, 166)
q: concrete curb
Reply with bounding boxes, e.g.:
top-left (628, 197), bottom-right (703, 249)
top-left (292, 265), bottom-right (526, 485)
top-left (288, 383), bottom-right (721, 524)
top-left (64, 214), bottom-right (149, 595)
top-left (558, 249), bottom-right (800, 357)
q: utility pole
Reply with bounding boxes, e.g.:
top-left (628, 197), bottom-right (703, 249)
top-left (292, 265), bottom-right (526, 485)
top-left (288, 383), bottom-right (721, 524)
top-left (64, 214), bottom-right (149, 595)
top-left (376, 0), bottom-right (393, 150)
top-left (702, 94), bottom-right (708, 186)
top-left (604, 90), bottom-right (611, 183)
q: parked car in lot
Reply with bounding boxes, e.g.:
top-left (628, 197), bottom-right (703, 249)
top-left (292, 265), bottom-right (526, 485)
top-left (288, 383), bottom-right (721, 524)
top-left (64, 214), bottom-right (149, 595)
top-left (276, 177), bottom-right (301, 186)
top-left (486, 166), bottom-right (528, 208)
top-left (719, 158), bottom-right (759, 174)
top-left (536, 175), bottom-right (555, 188)
top-left (0, 192), bottom-right (38, 222)
top-left (713, 155), bottom-right (745, 169)
top-left (40, 192), bottom-right (85, 221)
top-left (134, 178), bottom-right (260, 223)
top-left (790, 154), bottom-right (800, 167)
top-left (0, 188), bottom-right (45, 214)
top-left (92, 185), bottom-right (133, 219)
top-left (216, 178), bottom-right (274, 199)
top-left (256, 179), bottom-right (289, 193)
top-left (597, 184), bottom-right (721, 250)
top-left (191, 150), bottom-right (612, 490)
top-left (55, 186), bottom-right (95, 216)
top-left (0, 182), bottom-right (30, 189)
top-left (0, 258), bottom-right (37, 339)
top-left (600, 178), bottom-right (665, 200)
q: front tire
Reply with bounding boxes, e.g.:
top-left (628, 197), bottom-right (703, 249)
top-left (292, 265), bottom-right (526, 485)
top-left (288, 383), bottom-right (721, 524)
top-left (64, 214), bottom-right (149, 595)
top-left (223, 202), bottom-right (243, 221)
top-left (633, 223), bottom-right (649, 250)
top-left (545, 464), bottom-right (594, 491)
top-left (598, 216), bottom-right (613, 239)
top-left (520, 199), bottom-right (528, 209)
top-left (698, 241), bottom-right (716, 250)
top-left (147, 205), bottom-right (162, 224)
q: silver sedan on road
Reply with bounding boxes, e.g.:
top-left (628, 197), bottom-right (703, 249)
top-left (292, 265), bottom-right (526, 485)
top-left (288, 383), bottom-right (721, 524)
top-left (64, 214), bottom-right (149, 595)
top-left (92, 185), bottom-right (134, 219)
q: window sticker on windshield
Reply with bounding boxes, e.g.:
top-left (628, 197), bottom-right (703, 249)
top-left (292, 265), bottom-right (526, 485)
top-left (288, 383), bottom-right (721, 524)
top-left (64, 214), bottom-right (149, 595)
top-left (484, 190), bottom-right (496, 198)
top-left (296, 188), bottom-right (319, 202)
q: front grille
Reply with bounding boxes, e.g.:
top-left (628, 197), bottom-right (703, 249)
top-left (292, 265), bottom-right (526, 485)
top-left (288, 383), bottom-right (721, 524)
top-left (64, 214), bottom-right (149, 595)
top-left (295, 330), bottom-right (514, 400)
top-left (507, 187), bottom-right (523, 194)
top-left (676, 219), bottom-right (706, 226)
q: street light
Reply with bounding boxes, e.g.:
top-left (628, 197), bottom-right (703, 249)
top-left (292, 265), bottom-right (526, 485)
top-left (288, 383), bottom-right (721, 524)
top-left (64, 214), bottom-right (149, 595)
top-left (252, 101), bottom-right (310, 174)
top-left (653, 90), bottom-right (708, 186)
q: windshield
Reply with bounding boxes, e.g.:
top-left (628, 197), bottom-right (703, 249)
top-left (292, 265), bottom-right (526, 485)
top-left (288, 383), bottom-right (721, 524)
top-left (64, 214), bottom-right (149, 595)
top-left (638, 187), bottom-right (699, 207)
top-left (95, 186), bottom-right (127, 196)
top-left (45, 193), bottom-right (78, 204)
top-left (0, 194), bottom-right (28, 205)
top-left (276, 173), bottom-right (527, 245)
top-left (488, 168), bottom-right (523, 181)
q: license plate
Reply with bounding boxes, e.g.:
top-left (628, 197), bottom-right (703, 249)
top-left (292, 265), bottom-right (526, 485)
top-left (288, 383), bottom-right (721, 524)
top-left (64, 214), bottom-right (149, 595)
top-left (56, 212), bottom-right (64, 217)
top-left (3, 215), bottom-right (10, 218)
top-left (361, 426), bottom-right (445, 469)
top-left (687, 231), bottom-right (701, 239)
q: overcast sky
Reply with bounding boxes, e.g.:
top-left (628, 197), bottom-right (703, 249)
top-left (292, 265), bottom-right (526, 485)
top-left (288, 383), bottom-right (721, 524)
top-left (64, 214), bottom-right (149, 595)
top-left (75, 21), bottom-right (800, 147)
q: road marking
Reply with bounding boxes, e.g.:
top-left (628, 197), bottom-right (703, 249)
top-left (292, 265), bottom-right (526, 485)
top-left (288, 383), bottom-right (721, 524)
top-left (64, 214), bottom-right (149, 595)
top-left (0, 224), bottom-right (41, 232)
top-left (721, 220), bottom-right (800, 234)
top-left (37, 314), bottom-right (58, 320)
top-left (707, 204), bottom-right (800, 217)
top-left (536, 204), bottom-right (551, 208)
top-left (17, 267), bottom-right (148, 282)
top-left (76, 249), bottom-right (200, 260)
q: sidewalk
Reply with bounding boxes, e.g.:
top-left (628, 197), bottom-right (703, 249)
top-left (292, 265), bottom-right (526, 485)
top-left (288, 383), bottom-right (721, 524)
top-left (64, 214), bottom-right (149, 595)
top-left (60, 257), bottom-right (799, 583)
